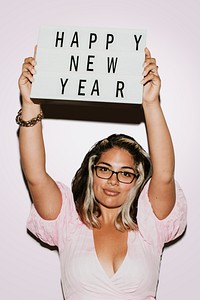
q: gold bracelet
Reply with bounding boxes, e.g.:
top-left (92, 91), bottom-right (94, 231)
top-left (16, 108), bottom-right (43, 127)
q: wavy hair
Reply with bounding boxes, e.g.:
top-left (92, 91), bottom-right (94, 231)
top-left (71, 134), bottom-right (152, 231)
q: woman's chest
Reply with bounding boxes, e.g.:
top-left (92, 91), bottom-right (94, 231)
top-left (60, 226), bottom-right (161, 297)
top-left (93, 226), bottom-right (128, 277)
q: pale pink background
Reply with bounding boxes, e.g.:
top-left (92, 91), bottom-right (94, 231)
top-left (0, 0), bottom-right (199, 299)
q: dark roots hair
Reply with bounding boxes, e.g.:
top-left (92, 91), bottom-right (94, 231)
top-left (72, 134), bottom-right (152, 231)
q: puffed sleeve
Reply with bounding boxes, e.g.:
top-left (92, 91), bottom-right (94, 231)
top-left (137, 179), bottom-right (187, 251)
top-left (27, 182), bottom-right (81, 252)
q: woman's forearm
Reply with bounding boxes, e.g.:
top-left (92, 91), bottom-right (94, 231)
top-left (143, 98), bottom-right (175, 183)
top-left (19, 102), bottom-right (47, 185)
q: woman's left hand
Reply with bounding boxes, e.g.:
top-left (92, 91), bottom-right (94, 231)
top-left (142, 48), bottom-right (161, 104)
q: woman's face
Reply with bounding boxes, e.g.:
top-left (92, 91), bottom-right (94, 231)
top-left (93, 147), bottom-right (137, 209)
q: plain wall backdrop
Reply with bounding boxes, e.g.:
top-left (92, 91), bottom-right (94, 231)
top-left (1, 0), bottom-right (199, 299)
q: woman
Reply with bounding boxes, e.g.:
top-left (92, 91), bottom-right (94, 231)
top-left (17, 48), bottom-right (187, 299)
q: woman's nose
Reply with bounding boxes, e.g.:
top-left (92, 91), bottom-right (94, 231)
top-left (107, 172), bottom-right (119, 185)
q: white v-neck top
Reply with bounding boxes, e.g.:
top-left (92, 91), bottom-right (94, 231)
top-left (27, 180), bottom-right (187, 299)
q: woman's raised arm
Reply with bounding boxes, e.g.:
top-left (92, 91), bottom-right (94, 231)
top-left (18, 56), bottom-right (62, 220)
top-left (142, 48), bottom-right (176, 220)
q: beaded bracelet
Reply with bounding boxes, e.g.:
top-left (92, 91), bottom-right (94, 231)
top-left (16, 108), bottom-right (43, 127)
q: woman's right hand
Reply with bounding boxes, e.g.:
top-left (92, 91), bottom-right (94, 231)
top-left (18, 56), bottom-right (36, 105)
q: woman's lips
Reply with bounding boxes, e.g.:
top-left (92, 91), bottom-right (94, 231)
top-left (103, 189), bottom-right (120, 196)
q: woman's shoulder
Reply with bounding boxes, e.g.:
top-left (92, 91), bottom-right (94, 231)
top-left (136, 179), bottom-right (187, 249)
top-left (27, 181), bottom-right (82, 250)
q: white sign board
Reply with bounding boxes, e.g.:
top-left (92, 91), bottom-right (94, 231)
top-left (30, 26), bottom-right (146, 104)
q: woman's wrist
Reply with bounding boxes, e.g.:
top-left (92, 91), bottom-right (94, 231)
top-left (142, 96), bottom-right (160, 108)
top-left (16, 108), bottom-right (43, 127)
top-left (16, 101), bottom-right (43, 127)
top-left (21, 101), bottom-right (41, 120)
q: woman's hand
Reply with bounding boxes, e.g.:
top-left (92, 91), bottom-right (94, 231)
top-left (18, 56), bottom-right (36, 104)
top-left (142, 48), bottom-right (161, 104)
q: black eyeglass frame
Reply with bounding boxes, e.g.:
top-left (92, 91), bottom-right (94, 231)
top-left (93, 165), bottom-right (139, 184)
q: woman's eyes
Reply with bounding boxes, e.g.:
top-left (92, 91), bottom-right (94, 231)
top-left (97, 166), bottom-right (134, 177)
top-left (98, 168), bottom-right (132, 176)
top-left (121, 172), bottom-right (132, 177)
top-left (99, 167), bottom-right (110, 172)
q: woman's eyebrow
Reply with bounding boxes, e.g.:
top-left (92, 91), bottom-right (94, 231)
top-left (97, 162), bottom-right (134, 171)
top-left (96, 162), bottom-right (111, 167)
top-left (121, 166), bottom-right (135, 171)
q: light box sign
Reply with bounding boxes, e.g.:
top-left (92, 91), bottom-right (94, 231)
top-left (30, 26), bottom-right (146, 104)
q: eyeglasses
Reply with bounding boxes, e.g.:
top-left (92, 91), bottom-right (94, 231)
top-left (94, 165), bottom-right (139, 184)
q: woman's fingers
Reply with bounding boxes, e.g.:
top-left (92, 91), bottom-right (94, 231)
top-left (23, 57), bottom-right (36, 67)
top-left (21, 70), bottom-right (34, 83)
top-left (143, 48), bottom-right (159, 77)
top-left (20, 57), bottom-right (36, 84)
top-left (34, 45), bottom-right (37, 59)
top-left (141, 73), bottom-right (159, 85)
top-left (145, 47), bottom-right (151, 59)
top-left (18, 53), bottom-right (38, 103)
top-left (143, 64), bottom-right (159, 77)
top-left (141, 48), bottom-right (160, 88)
top-left (22, 57), bottom-right (36, 72)
top-left (143, 59), bottom-right (158, 76)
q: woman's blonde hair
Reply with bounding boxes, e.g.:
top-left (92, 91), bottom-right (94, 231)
top-left (72, 134), bottom-right (152, 231)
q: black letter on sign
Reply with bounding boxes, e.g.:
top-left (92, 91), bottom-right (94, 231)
top-left (70, 56), bottom-right (79, 71)
top-left (116, 81), bottom-right (124, 98)
top-left (134, 35), bottom-right (142, 51)
top-left (55, 32), bottom-right (64, 47)
top-left (107, 57), bottom-right (118, 73)
top-left (87, 55), bottom-right (95, 71)
top-left (60, 78), bottom-right (68, 94)
top-left (91, 80), bottom-right (99, 96)
top-left (70, 32), bottom-right (79, 48)
top-left (106, 34), bottom-right (114, 50)
top-left (89, 33), bottom-right (97, 49)
top-left (78, 79), bottom-right (86, 96)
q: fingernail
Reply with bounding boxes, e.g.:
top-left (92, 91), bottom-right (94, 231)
top-left (143, 70), bottom-right (147, 76)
